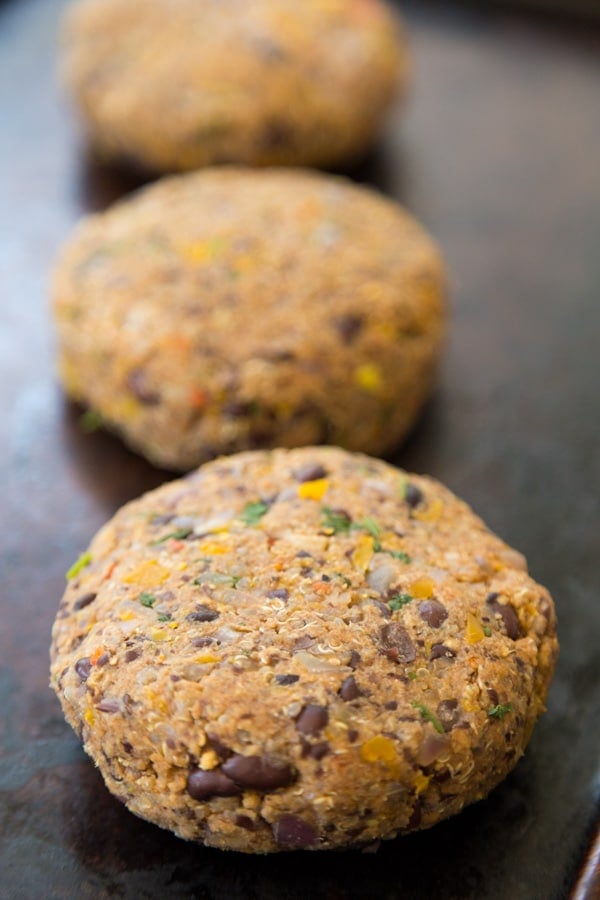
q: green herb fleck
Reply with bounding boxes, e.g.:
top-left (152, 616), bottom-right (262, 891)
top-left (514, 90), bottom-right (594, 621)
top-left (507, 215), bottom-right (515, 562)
top-left (388, 592), bottom-right (413, 611)
top-left (66, 551), bottom-right (92, 581)
top-left (352, 517), bottom-right (381, 538)
top-left (334, 572), bottom-right (352, 587)
top-left (157, 613), bottom-right (171, 622)
top-left (483, 625), bottom-right (492, 637)
top-left (240, 501), bottom-right (269, 526)
top-left (386, 549), bottom-right (411, 563)
top-left (488, 703), bottom-right (513, 720)
top-left (152, 527), bottom-right (193, 544)
top-left (79, 409), bottom-right (103, 433)
top-left (193, 572), bottom-right (241, 588)
top-left (412, 701), bottom-right (445, 734)
top-left (320, 507), bottom-right (353, 534)
top-left (407, 671), bottom-right (418, 681)
top-left (139, 592), bottom-right (157, 608)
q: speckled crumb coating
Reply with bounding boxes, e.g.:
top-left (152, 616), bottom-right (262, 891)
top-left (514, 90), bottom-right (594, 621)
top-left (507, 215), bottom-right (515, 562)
top-left (50, 446), bottom-right (558, 853)
top-left (61, 0), bottom-right (406, 173)
top-left (52, 167), bottom-right (446, 471)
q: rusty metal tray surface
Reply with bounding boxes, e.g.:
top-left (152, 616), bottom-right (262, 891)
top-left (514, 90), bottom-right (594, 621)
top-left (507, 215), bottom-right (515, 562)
top-left (1, 0), bottom-right (599, 897)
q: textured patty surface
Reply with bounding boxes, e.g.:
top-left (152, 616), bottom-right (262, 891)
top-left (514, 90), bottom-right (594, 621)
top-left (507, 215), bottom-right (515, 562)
top-left (53, 167), bottom-right (446, 470)
top-left (50, 446), bottom-right (558, 853)
top-left (62, 0), bottom-right (405, 172)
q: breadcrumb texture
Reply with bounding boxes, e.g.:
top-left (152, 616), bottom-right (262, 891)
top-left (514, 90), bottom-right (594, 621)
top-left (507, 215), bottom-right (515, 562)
top-left (51, 446), bottom-right (558, 853)
top-left (53, 168), bottom-right (446, 470)
top-left (62, 0), bottom-right (406, 172)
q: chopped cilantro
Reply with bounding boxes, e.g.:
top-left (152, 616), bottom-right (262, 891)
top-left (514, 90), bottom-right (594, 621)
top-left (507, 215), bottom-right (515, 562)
top-left (352, 516), bottom-right (381, 538)
top-left (320, 507), bottom-right (353, 534)
top-left (386, 549), bottom-right (411, 563)
top-left (240, 501), bottom-right (269, 526)
top-left (157, 613), bottom-right (171, 622)
top-left (194, 572), bottom-right (241, 588)
top-left (412, 701), bottom-right (445, 734)
top-left (334, 572), bottom-right (352, 587)
top-left (388, 592), bottom-right (413, 611)
top-left (407, 671), bottom-right (418, 681)
top-left (139, 592), bottom-right (157, 608)
top-left (151, 527), bottom-right (193, 544)
top-left (483, 625), bottom-right (492, 637)
top-left (66, 551), bottom-right (92, 581)
top-left (488, 703), bottom-right (513, 720)
top-left (79, 409), bottom-right (103, 433)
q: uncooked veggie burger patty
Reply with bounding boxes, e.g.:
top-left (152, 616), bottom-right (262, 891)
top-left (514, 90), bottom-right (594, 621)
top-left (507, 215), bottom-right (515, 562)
top-left (50, 446), bottom-right (558, 853)
top-left (61, 0), bottom-right (406, 173)
top-left (52, 167), bottom-right (446, 470)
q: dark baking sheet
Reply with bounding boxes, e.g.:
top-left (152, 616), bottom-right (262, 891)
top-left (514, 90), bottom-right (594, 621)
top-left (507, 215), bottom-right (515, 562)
top-left (1, 1), bottom-right (599, 897)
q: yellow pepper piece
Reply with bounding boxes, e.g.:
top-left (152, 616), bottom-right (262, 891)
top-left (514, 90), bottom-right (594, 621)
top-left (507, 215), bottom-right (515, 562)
top-left (198, 541), bottom-right (228, 556)
top-left (122, 559), bottom-right (170, 588)
top-left (181, 237), bottom-right (224, 265)
top-left (297, 478), bottom-right (329, 501)
top-left (354, 363), bottom-right (383, 393)
top-left (414, 772), bottom-right (431, 794)
top-left (410, 577), bottom-right (434, 599)
top-left (118, 610), bottom-right (135, 621)
top-left (151, 629), bottom-right (169, 642)
top-left (352, 534), bottom-right (374, 571)
top-left (412, 497), bottom-right (444, 522)
top-left (196, 654), bottom-right (219, 664)
top-left (84, 707), bottom-right (95, 727)
top-left (466, 612), bottom-right (485, 644)
top-left (360, 736), bottom-right (401, 776)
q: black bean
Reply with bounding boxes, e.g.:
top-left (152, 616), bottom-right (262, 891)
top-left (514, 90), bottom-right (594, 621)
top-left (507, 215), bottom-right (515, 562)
top-left (347, 729), bottom-right (359, 743)
top-left (309, 742), bottom-right (330, 760)
top-left (404, 483), bottom-right (423, 508)
top-left (192, 637), bottom-right (215, 648)
top-left (430, 643), bottom-right (456, 661)
top-left (487, 688), bottom-right (499, 706)
top-left (295, 704), bottom-right (329, 735)
top-left (235, 814), bottom-right (255, 830)
top-left (372, 599), bottom-right (392, 619)
top-left (275, 674), bottom-right (299, 685)
top-left (126, 369), bottom-right (160, 405)
top-left (436, 699), bottom-right (459, 732)
top-left (296, 550), bottom-right (312, 559)
top-left (186, 767), bottom-right (240, 801)
top-left (267, 588), bottom-right (289, 601)
top-left (187, 605), bottom-right (220, 623)
top-left (205, 733), bottom-right (232, 761)
top-left (349, 649), bottom-right (361, 669)
top-left (292, 635), bottom-right (315, 651)
top-left (274, 814), bottom-right (318, 849)
top-left (122, 741), bottom-right (133, 755)
top-left (339, 676), bottom-right (360, 701)
top-left (96, 652), bottom-right (110, 667)
top-left (379, 624), bottom-right (416, 663)
top-left (384, 700), bottom-right (398, 710)
top-left (222, 754), bottom-right (296, 791)
top-left (74, 592), bottom-right (97, 611)
top-left (75, 657), bottom-right (91, 681)
top-left (418, 600), bottom-right (448, 628)
top-left (124, 649), bottom-right (140, 663)
top-left (293, 462), bottom-right (328, 483)
top-left (487, 595), bottom-right (521, 640)
top-left (96, 698), bottom-right (120, 713)
top-left (332, 313), bottom-right (363, 344)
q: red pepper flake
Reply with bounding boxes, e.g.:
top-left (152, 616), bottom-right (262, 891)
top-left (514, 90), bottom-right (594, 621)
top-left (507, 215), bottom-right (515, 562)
top-left (189, 387), bottom-right (209, 409)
